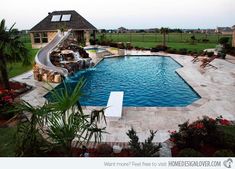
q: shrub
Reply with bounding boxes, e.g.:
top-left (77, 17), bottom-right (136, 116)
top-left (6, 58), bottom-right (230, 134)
top-left (213, 149), bottom-right (235, 157)
top-left (135, 46), bottom-right (141, 50)
top-left (187, 50), bottom-right (192, 55)
top-left (170, 116), bottom-right (235, 153)
top-left (89, 39), bottom-right (97, 45)
top-left (151, 45), bottom-right (168, 52)
top-left (178, 148), bottom-right (203, 157)
top-left (126, 42), bottom-right (133, 50)
top-left (170, 116), bottom-right (218, 149)
top-left (218, 37), bottom-right (230, 45)
top-left (99, 33), bottom-right (107, 44)
top-left (126, 128), bottom-right (161, 157)
top-left (110, 42), bottom-right (118, 48)
top-left (202, 39), bottom-right (209, 43)
top-left (0, 89), bottom-right (15, 119)
top-left (178, 48), bottom-right (188, 55)
top-left (166, 48), bottom-right (177, 54)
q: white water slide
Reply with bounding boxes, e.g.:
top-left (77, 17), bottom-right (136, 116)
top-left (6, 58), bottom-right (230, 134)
top-left (35, 30), bottom-right (72, 76)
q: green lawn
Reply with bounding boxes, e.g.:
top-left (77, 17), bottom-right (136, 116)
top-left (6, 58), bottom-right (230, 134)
top-left (7, 43), bottom-right (38, 78)
top-left (131, 42), bottom-right (216, 52)
top-left (97, 32), bottom-right (232, 52)
top-left (19, 33), bottom-right (31, 43)
top-left (0, 127), bottom-right (16, 157)
top-left (102, 33), bottom-right (231, 43)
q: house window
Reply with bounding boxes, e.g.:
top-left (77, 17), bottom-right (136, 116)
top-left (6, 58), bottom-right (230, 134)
top-left (51, 15), bottom-right (61, 22)
top-left (34, 33), bottom-right (41, 43)
top-left (42, 32), bottom-right (48, 43)
top-left (61, 14), bottom-right (71, 21)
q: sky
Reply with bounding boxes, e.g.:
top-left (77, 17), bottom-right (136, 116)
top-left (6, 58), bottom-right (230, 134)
top-left (0, 0), bottom-right (234, 30)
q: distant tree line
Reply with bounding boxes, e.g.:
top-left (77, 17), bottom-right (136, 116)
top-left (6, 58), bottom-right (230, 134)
top-left (99, 28), bottom-right (184, 34)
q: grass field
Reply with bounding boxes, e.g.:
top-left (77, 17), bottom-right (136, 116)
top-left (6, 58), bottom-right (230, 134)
top-left (0, 127), bottom-right (16, 157)
top-left (97, 33), bottom-right (232, 52)
top-left (19, 33), bottom-right (31, 43)
top-left (7, 43), bottom-right (38, 78)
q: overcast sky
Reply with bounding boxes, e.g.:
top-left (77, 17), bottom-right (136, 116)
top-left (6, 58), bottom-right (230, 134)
top-left (0, 0), bottom-right (234, 30)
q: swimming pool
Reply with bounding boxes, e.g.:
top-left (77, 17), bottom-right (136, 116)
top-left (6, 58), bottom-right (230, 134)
top-left (50, 56), bottom-right (200, 107)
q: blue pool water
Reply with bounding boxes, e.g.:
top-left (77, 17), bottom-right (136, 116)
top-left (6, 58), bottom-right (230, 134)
top-left (49, 56), bottom-right (200, 107)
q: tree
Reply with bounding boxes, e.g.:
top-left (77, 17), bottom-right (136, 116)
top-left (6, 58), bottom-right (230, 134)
top-left (218, 37), bottom-right (230, 46)
top-left (190, 35), bottom-right (196, 45)
top-left (218, 37), bottom-right (230, 59)
top-left (0, 19), bottom-right (29, 89)
top-left (160, 27), bottom-right (169, 46)
top-left (57, 23), bottom-right (67, 35)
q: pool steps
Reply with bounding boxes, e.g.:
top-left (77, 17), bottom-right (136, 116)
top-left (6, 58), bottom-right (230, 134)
top-left (105, 91), bottom-right (124, 118)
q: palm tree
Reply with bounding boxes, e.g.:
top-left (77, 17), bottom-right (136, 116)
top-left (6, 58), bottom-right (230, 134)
top-left (0, 19), bottom-right (29, 89)
top-left (160, 27), bottom-right (169, 46)
top-left (12, 79), bottom-right (107, 156)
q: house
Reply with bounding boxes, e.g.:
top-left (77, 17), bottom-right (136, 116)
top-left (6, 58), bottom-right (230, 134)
top-left (117, 27), bottom-right (128, 33)
top-left (215, 27), bottom-right (233, 35)
top-left (200, 29), bottom-right (215, 34)
top-left (29, 10), bottom-right (97, 48)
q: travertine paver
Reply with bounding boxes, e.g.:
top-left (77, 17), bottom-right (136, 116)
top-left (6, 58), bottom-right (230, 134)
top-left (12, 50), bottom-right (235, 144)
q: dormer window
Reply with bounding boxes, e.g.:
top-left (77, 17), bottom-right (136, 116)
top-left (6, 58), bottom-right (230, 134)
top-left (61, 14), bottom-right (71, 21)
top-left (51, 15), bottom-right (61, 22)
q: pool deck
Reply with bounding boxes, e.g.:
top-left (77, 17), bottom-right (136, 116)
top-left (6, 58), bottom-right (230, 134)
top-left (12, 50), bottom-right (235, 145)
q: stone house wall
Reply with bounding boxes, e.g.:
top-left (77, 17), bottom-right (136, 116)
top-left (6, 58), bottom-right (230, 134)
top-left (30, 31), bottom-right (57, 49)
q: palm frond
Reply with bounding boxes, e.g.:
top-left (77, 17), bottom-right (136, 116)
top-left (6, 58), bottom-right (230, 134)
top-left (90, 108), bottom-right (107, 125)
top-left (44, 78), bottom-right (85, 114)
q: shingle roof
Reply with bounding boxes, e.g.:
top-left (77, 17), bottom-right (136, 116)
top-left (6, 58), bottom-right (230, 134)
top-left (217, 27), bottom-right (232, 32)
top-left (30, 10), bottom-right (96, 32)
